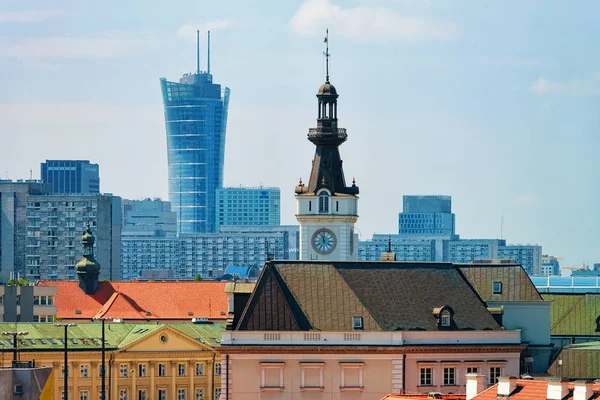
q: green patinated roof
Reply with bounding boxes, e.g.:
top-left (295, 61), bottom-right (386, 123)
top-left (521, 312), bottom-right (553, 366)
top-left (0, 322), bottom-right (225, 351)
top-left (459, 264), bottom-right (542, 302)
top-left (542, 293), bottom-right (600, 336)
top-left (547, 341), bottom-right (600, 379)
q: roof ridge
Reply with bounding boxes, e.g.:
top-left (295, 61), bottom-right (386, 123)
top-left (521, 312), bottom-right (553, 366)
top-left (93, 291), bottom-right (121, 319)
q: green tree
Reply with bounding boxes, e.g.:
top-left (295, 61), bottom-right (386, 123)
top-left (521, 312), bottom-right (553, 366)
top-left (7, 277), bottom-right (31, 286)
top-left (194, 274), bottom-right (203, 282)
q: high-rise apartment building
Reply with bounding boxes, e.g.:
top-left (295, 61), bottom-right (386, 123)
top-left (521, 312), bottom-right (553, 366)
top-left (398, 195), bottom-right (456, 238)
top-left (448, 239), bottom-right (506, 264)
top-left (25, 194), bottom-right (122, 281)
top-left (216, 186), bottom-right (280, 232)
top-left (0, 180), bottom-right (51, 282)
top-left (541, 254), bottom-right (561, 276)
top-left (40, 160), bottom-right (100, 194)
top-left (122, 198), bottom-right (177, 238)
top-left (160, 31), bottom-right (230, 234)
top-left (498, 244), bottom-right (542, 275)
top-left (121, 225), bottom-right (299, 281)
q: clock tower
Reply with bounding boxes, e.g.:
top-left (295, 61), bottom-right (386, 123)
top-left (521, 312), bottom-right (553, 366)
top-left (295, 30), bottom-right (359, 261)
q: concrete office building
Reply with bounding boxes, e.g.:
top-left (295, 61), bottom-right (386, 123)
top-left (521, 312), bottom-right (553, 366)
top-left (121, 225), bottom-right (299, 281)
top-left (40, 159), bottom-right (100, 194)
top-left (448, 239), bottom-right (506, 264)
top-left (498, 244), bottom-right (542, 276)
top-left (25, 194), bottom-right (122, 281)
top-left (160, 31), bottom-right (230, 234)
top-left (0, 284), bottom-right (57, 322)
top-left (541, 254), bottom-right (561, 276)
top-left (122, 198), bottom-right (177, 238)
top-left (216, 186), bottom-right (280, 232)
top-left (0, 180), bottom-right (51, 282)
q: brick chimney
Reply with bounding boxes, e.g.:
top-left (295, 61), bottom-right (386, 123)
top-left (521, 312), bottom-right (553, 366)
top-left (466, 373), bottom-right (486, 400)
top-left (497, 377), bottom-right (517, 397)
top-left (573, 381), bottom-right (593, 400)
top-left (547, 377), bottom-right (570, 400)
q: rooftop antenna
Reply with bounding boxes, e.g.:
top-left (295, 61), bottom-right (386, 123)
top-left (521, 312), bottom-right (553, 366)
top-left (29, 169), bottom-right (32, 180)
top-left (323, 29), bottom-right (330, 82)
top-left (500, 213), bottom-right (504, 240)
top-left (207, 30), bottom-right (211, 74)
top-left (196, 30), bottom-right (200, 74)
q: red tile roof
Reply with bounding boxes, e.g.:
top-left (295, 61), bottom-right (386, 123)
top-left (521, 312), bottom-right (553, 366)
top-left (473, 379), bottom-right (600, 400)
top-left (382, 394), bottom-right (464, 400)
top-left (37, 281), bottom-right (229, 321)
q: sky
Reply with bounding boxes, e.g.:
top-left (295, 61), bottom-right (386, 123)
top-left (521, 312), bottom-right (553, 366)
top-left (0, 0), bottom-right (598, 268)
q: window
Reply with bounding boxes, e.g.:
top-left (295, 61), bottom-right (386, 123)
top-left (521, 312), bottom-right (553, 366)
top-left (443, 367), bottom-right (456, 385)
top-left (157, 390), bottom-right (167, 400)
top-left (195, 389), bottom-right (204, 400)
top-left (195, 363), bottom-right (204, 376)
top-left (353, 316), bottom-right (363, 330)
top-left (490, 367), bottom-right (502, 384)
top-left (300, 362), bottom-right (324, 390)
top-left (119, 390), bottom-right (128, 400)
top-left (178, 389), bottom-right (186, 400)
top-left (215, 388), bottom-right (221, 399)
top-left (340, 362), bottom-right (364, 391)
top-left (178, 363), bottom-right (186, 376)
top-left (158, 363), bottom-right (166, 377)
top-left (138, 390), bottom-right (147, 400)
top-left (309, 201), bottom-right (311, 212)
top-left (80, 364), bottom-right (88, 378)
top-left (120, 364), bottom-right (128, 378)
top-left (441, 310), bottom-right (451, 327)
top-left (318, 192), bottom-right (329, 213)
top-left (80, 391), bottom-right (88, 400)
top-left (138, 364), bottom-right (147, 377)
top-left (215, 363), bottom-right (222, 376)
top-left (467, 367), bottom-right (478, 374)
top-left (420, 367), bottom-right (432, 386)
top-left (260, 362), bottom-right (285, 391)
top-left (493, 281), bottom-right (503, 294)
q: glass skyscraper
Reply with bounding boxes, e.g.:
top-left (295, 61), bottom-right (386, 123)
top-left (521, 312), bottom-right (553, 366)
top-left (40, 160), bottom-right (100, 194)
top-left (160, 36), bottom-right (230, 234)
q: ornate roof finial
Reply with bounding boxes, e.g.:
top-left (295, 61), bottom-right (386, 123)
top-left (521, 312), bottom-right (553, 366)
top-left (352, 177), bottom-right (356, 187)
top-left (324, 29), bottom-right (330, 83)
top-left (298, 177), bottom-right (303, 186)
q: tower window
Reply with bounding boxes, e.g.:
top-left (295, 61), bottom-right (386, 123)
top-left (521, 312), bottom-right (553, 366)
top-left (319, 192), bottom-right (329, 213)
top-left (309, 201), bottom-right (312, 212)
top-left (441, 310), bottom-right (451, 327)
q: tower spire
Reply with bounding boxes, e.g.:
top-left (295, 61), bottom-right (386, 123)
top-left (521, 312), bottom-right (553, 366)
top-left (196, 30), bottom-right (200, 74)
top-left (324, 29), bottom-right (330, 83)
top-left (207, 30), bottom-right (211, 74)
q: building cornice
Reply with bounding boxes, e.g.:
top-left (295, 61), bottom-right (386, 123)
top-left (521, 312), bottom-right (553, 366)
top-left (219, 344), bottom-right (524, 354)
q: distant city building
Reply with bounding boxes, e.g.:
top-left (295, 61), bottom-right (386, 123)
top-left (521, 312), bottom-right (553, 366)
top-left (216, 186), bottom-right (280, 232)
top-left (25, 193), bottom-right (122, 281)
top-left (498, 244), bottom-right (542, 275)
top-left (40, 159), bottom-right (100, 194)
top-left (0, 284), bottom-right (57, 323)
top-left (121, 225), bottom-right (299, 280)
top-left (541, 254), bottom-right (561, 276)
top-left (0, 180), bottom-right (51, 282)
top-left (122, 198), bottom-right (177, 238)
top-left (359, 237), bottom-right (436, 262)
top-left (448, 239), bottom-right (506, 264)
top-left (160, 31), bottom-right (230, 234)
top-left (398, 195), bottom-right (456, 238)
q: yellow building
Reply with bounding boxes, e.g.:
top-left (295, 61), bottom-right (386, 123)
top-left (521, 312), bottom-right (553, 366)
top-left (0, 322), bottom-right (224, 400)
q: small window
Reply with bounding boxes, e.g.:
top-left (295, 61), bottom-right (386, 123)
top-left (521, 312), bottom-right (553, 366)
top-left (309, 201), bottom-right (312, 212)
top-left (215, 363), bottom-right (222, 376)
top-left (119, 364), bottom-right (128, 378)
top-left (318, 192), bottom-right (329, 213)
top-left (420, 367), bottom-right (432, 386)
top-left (443, 367), bottom-right (456, 385)
top-left (138, 390), bottom-right (147, 400)
top-left (177, 389), bottom-right (186, 400)
top-left (178, 363), bottom-right (186, 376)
top-left (493, 281), bottom-right (503, 294)
top-left (441, 310), bottom-right (451, 327)
top-left (138, 364), bottom-right (146, 377)
top-left (158, 364), bottom-right (166, 377)
top-left (353, 316), bottom-right (363, 330)
top-left (195, 389), bottom-right (204, 400)
top-left (80, 364), bottom-right (88, 378)
top-left (467, 367), bottom-right (478, 374)
top-left (195, 363), bottom-right (204, 376)
top-left (489, 367), bottom-right (502, 384)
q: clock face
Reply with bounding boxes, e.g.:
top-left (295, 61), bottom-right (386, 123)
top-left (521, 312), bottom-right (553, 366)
top-left (312, 228), bottom-right (337, 255)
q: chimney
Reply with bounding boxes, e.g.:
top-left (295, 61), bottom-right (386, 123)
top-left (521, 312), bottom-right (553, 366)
top-left (466, 373), bottom-right (486, 400)
top-left (573, 381), bottom-right (593, 400)
top-left (380, 236), bottom-right (396, 261)
top-left (547, 377), bottom-right (570, 400)
top-left (497, 376), bottom-right (517, 397)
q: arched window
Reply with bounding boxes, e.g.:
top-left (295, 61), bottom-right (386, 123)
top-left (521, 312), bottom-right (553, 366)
top-left (319, 192), bottom-right (329, 213)
top-left (441, 310), bottom-right (451, 327)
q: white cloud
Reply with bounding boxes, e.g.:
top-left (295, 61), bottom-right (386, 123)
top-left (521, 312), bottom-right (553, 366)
top-left (0, 32), bottom-right (160, 61)
top-left (289, 0), bottom-right (459, 41)
top-left (532, 74), bottom-right (600, 96)
top-left (0, 9), bottom-right (65, 22)
top-left (177, 19), bottom-right (234, 42)
top-left (513, 195), bottom-right (540, 206)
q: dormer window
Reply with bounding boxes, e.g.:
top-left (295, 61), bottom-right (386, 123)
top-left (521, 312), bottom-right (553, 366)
top-left (318, 191), bottom-right (329, 213)
top-left (353, 316), bottom-right (363, 330)
top-left (493, 281), bottom-right (503, 294)
top-left (441, 310), bottom-right (451, 327)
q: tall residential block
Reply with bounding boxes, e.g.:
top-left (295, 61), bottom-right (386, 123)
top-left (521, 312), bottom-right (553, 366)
top-left (122, 198), bottom-right (177, 238)
top-left (498, 244), bottom-right (542, 275)
top-left (160, 31), bottom-right (230, 234)
top-left (541, 254), bottom-right (561, 276)
top-left (40, 160), bottom-right (100, 194)
top-left (398, 195), bottom-right (456, 237)
top-left (25, 194), bottom-right (122, 281)
top-left (0, 180), bottom-right (51, 282)
top-left (216, 186), bottom-right (280, 232)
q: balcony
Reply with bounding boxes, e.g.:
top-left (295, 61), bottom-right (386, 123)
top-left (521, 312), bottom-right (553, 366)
top-left (307, 127), bottom-right (347, 141)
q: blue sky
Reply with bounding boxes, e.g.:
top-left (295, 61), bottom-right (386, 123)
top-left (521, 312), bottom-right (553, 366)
top-left (0, 0), bottom-right (598, 268)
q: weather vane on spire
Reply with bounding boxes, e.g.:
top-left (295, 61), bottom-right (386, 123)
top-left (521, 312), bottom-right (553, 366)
top-left (324, 29), bottom-right (330, 83)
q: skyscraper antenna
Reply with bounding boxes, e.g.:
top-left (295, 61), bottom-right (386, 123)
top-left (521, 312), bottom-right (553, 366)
top-left (500, 213), bottom-right (504, 240)
top-left (207, 30), bottom-right (211, 74)
top-left (323, 29), bottom-right (330, 82)
top-left (196, 30), bottom-right (200, 74)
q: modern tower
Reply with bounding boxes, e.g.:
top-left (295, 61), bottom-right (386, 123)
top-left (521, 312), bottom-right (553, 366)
top-left (40, 160), bottom-right (100, 194)
top-left (295, 31), bottom-right (359, 261)
top-left (160, 30), bottom-right (230, 234)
